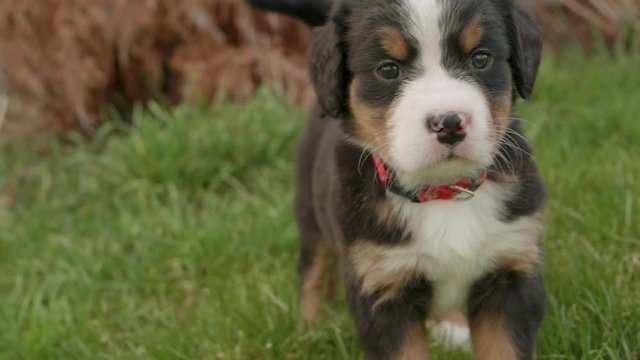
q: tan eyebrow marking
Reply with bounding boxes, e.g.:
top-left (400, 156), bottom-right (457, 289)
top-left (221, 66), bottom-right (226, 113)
top-left (380, 26), bottom-right (409, 60)
top-left (460, 16), bottom-right (485, 52)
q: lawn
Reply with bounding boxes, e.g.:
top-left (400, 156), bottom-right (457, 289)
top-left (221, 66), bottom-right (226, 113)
top-left (0, 54), bottom-right (639, 359)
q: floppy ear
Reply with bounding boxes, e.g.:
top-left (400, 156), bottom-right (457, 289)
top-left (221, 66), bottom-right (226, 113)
top-left (509, 4), bottom-right (542, 99)
top-left (308, 22), bottom-right (346, 118)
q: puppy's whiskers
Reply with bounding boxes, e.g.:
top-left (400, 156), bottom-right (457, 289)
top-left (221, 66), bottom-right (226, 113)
top-left (355, 132), bottom-right (392, 188)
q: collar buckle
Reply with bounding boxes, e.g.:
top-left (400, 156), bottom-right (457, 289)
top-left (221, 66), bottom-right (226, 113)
top-left (450, 185), bottom-right (476, 201)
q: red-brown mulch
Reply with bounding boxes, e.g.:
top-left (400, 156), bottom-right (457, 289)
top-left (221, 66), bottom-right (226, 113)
top-left (0, 0), bottom-right (310, 142)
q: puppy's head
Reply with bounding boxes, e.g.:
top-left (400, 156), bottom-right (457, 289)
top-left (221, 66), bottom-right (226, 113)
top-left (309, 0), bottom-right (541, 189)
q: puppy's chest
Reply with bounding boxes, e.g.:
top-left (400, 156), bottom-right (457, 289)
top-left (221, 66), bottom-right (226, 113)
top-left (386, 182), bottom-right (536, 313)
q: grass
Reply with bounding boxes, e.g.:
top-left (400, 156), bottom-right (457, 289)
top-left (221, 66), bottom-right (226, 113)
top-left (0, 54), bottom-right (639, 359)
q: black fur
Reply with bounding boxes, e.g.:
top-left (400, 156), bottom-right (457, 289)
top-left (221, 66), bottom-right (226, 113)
top-left (347, 275), bottom-right (433, 359)
top-left (508, 3), bottom-right (543, 99)
top-left (468, 268), bottom-right (546, 359)
top-left (308, 19), bottom-right (349, 118)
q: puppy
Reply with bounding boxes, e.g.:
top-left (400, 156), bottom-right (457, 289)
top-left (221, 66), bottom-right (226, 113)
top-left (260, 0), bottom-right (547, 358)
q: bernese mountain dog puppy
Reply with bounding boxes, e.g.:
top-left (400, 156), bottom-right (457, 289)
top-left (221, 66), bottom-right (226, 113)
top-left (252, 0), bottom-right (546, 358)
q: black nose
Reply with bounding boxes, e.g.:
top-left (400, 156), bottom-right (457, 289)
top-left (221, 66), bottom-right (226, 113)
top-left (427, 112), bottom-right (467, 146)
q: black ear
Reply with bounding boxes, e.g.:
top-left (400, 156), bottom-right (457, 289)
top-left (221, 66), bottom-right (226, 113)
top-left (510, 4), bottom-right (542, 99)
top-left (308, 22), bottom-right (346, 118)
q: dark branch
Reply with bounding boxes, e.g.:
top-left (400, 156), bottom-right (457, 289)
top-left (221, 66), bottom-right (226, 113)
top-left (246, 0), bottom-right (331, 27)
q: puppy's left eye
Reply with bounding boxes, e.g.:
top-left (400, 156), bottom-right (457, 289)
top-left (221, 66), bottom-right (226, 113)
top-left (377, 62), bottom-right (400, 80)
top-left (471, 51), bottom-right (493, 70)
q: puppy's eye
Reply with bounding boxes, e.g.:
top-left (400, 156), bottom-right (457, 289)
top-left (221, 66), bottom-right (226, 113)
top-left (471, 51), bottom-right (492, 70)
top-left (377, 62), bottom-right (400, 80)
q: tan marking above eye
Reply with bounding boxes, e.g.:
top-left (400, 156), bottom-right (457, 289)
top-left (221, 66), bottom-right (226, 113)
top-left (460, 16), bottom-right (485, 53)
top-left (380, 27), bottom-right (409, 60)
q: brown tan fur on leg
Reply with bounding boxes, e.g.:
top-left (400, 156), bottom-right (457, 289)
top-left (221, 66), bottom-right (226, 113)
top-left (471, 315), bottom-right (518, 360)
top-left (398, 323), bottom-right (430, 360)
top-left (349, 241), bottom-right (418, 309)
top-left (300, 239), bottom-right (337, 325)
top-left (497, 212), bottom-right (544, 274)
top-left (325, 255), bottom-right (341, 303)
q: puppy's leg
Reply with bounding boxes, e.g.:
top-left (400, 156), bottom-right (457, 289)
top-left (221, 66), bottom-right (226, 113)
top-left (347, 277), bottom-right (432, 360)
top-left (294, 137), bottom-right (337, 325)
top-left (428, 311), bottom-right (471, 352)
top-left (468, 269), bottom-right (546, 360)
top-left (298, 235), bottom-right (336, 325)
top-left (325, 256), bottom-right (340, 303)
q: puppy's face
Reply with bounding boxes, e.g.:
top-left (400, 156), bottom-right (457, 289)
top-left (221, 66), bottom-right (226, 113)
top-left (310, 0), bottom-right (541, 189)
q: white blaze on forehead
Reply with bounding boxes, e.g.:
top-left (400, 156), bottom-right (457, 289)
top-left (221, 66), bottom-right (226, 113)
top-left (404, 0), bottom-right (443, 70)
top-left (386, 0), bottom-right (493, 186)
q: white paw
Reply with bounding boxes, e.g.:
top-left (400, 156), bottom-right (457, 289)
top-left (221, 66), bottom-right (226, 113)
top-left (428, 320), bottom-right (472, 352)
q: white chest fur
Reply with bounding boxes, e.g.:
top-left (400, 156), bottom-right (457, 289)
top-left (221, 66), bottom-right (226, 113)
top-left (386, 181), bottom-right (539, 315)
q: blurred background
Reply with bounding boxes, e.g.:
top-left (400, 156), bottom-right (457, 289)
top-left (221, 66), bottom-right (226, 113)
top-left (0, 0), bottom-right (639, 359)
top-left (0, 0), bottom-right (638, 143)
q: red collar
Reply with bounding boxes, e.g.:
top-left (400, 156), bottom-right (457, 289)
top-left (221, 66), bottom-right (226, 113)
top-left (371, 154), bottom-right (488, 203)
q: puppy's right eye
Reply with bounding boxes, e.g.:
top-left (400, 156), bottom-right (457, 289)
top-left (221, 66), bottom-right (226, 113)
top-left (377, 62), bottom-right (400, 80)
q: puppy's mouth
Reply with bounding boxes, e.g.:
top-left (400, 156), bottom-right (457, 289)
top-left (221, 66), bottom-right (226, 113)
top-left (393, 156), bottom-right (484, 191)
top-left (443, 151), bottom-right (464, 161)
top-left (382, 137), bottom-right (493, 192)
